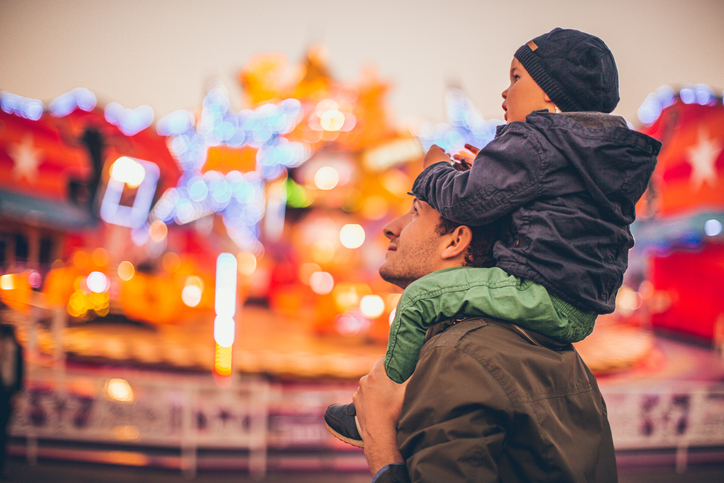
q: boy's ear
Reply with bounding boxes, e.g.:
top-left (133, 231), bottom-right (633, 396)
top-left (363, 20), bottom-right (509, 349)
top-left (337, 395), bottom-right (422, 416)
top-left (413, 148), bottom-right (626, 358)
top-left (441, 225), bottom-right (473, 260)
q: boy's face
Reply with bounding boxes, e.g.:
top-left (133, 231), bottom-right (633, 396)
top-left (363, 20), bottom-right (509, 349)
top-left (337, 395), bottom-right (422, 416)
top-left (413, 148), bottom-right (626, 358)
top-left (502, 58), bottom-right (556, 123)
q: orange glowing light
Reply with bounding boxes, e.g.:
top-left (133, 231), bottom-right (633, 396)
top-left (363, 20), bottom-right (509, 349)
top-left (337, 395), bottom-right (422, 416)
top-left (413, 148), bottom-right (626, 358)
top-left (149, 220), bottom-right (168, 242)
top-left (214, 343), bottom-right (233, 376)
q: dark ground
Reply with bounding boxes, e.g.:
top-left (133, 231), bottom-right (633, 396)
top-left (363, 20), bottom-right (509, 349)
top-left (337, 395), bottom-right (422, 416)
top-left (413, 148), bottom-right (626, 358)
top-left (4, 457), bottom-right (724, 483)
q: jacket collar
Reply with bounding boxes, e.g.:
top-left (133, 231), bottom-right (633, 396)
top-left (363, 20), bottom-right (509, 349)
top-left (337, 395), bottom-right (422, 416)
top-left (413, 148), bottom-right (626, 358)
top-left (425, 315), bottom-right (571, 351)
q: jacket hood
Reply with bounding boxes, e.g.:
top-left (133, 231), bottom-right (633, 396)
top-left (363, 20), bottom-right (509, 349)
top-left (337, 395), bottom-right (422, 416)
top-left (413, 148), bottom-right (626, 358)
top-left (513, 111), bottom-right (661, 224)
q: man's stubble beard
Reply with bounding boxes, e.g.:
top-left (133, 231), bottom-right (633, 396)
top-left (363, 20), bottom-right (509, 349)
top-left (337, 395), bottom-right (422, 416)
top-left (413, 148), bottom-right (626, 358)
top-left (378, 237), bottom-right (439, 290)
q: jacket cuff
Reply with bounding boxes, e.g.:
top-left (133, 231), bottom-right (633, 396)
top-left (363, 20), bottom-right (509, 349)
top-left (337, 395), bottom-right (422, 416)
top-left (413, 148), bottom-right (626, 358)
top-left (371, 462), bottom-right (409, 483)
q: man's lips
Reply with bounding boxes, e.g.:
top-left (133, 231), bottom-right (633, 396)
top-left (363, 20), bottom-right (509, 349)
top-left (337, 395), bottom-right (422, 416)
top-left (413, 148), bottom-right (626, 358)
top-left (387, 244), bottom-right (397, 252)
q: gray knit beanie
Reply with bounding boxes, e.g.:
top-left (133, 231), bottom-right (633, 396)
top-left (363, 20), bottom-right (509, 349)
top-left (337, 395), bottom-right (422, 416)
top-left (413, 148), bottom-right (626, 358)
top-left (514, 28), bottom-right (619, 113)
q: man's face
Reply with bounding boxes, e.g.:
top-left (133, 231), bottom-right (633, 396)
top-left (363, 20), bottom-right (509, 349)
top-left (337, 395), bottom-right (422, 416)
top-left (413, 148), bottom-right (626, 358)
top-left (501, 57), bottom-right (552, 123)
top-left (378, 198), bottom-right (443, 289)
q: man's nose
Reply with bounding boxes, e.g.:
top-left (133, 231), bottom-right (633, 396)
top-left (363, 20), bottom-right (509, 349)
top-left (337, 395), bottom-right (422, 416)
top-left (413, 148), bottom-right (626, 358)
top-left (502, 88), bottom-right (508, 99)
top-left (383, 216), bottom-right (403, 239)
top-left (383, 224), bottom-right (396, 240)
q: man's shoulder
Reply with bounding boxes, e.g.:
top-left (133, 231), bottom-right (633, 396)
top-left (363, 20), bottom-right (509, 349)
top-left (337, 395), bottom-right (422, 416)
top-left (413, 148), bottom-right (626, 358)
top-left (421, 317), bottom-right (597, 404)
top-left (423, 317), bottom-right (533, 357)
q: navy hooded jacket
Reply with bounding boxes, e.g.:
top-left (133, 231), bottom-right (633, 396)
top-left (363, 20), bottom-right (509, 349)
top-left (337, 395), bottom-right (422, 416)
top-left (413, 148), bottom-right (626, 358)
top-left (412, 111), bottom-right (661, 313)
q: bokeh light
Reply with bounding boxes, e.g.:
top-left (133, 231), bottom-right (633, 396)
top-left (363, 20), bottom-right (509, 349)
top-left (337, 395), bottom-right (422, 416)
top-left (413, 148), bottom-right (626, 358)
top-left (309, 271), bottom-right (334, 294)
top-left (149, 220), bottom-right (168, 242)
top-left (314, 166), bottom-right (339, 190)
top-left (360, 294), bottom-right (385, 318)
top-left (333, 283), bottom-right (363, 310)
top-left (110, 156), bottom-right (146, 188)
top-left (298, 262), bottom-right (321, 285)
top-left (334, 312), bottom-right (370, 335)
top-left (615, 285), bottom-right (643, 317)
top-left (320, 109), bottom-right (346, 131)
top-left (340, 224), bottom-right (365, 249)
top-left (27, 270), bottom-right (42, 289)
top-left (104, 378), bottom-right (134, 403)
top-left (182, 276), bottom-right (204, 307)
top-left (705, 219), bottom-right (722, 237)
top-left (117, 261), bottom-right (135, 281)
top-left (86, 272), bottom-right (109, 293)
top-left (236, 251), bottom-right (257, 276)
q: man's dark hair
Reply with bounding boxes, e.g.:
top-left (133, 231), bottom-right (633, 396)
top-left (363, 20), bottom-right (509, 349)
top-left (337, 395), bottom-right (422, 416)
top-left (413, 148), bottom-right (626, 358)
top-left (435, 216), bottom-right (500, 268)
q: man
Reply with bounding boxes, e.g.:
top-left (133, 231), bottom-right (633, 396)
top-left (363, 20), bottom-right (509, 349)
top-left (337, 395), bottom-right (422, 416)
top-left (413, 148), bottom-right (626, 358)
top-left (353, 197), bottom-right (618, 482)
top-left (0, 323), bottom-right (24, 479)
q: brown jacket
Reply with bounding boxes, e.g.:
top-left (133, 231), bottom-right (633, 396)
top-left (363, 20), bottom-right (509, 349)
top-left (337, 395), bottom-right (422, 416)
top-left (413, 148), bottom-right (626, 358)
top-left (375, 317), bottom-right (617, 482)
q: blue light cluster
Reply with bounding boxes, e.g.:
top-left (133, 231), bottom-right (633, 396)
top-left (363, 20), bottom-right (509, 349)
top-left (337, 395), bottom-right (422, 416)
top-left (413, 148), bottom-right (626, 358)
top-left (679, 84), bottom-right (717, 106)
top-left (637, 84), bottom-right (721, 125)
top-left (415, 88), bottom-right (504, 154)
top-left (151, 169), bottom-right (266, 251)
top-left (0, 91), bottom-right (44, 120)
top-left (159, 87), bottom-right (306, 174)
top-left (105, 102), bottom-right (155, 136)
top-left (49, 88), bottom-right (97, 117)
top-left (154, 84), bottom-right (310, 250)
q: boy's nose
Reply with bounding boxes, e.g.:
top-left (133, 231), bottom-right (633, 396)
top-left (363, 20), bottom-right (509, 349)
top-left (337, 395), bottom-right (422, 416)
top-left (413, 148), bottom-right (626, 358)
top-left (502, 88), bottom-right (508, 99)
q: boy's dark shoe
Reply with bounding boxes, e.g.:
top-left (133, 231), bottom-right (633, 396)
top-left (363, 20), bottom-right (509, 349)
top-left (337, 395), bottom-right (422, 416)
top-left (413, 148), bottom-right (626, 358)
top-left (324, 402), bottom-right (364, 447)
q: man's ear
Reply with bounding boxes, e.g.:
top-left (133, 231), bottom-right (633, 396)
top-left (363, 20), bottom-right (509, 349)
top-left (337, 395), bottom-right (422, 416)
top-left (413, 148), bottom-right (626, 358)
top-left (440, 225), bottom-right (473, 261)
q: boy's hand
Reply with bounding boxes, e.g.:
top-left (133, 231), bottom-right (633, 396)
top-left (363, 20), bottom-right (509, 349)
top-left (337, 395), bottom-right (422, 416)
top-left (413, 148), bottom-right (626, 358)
top-left (451, 143), bottom-right (480, 171)
top-left (423, 144), bottom-right (451, 168)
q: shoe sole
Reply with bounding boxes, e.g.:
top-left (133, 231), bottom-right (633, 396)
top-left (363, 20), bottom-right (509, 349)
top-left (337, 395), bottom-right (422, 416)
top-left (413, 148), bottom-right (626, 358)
top-left (325, 421), bottom-right (365, 448)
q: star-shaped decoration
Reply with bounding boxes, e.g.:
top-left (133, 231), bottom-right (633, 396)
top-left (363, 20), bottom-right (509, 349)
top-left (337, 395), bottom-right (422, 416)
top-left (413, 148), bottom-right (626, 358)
top-left (153, 85), bottom-right (307, 252)
top-left (8, 133), bottom-right (44, 183)
top-left (685, 125), bottom-right (722, 190)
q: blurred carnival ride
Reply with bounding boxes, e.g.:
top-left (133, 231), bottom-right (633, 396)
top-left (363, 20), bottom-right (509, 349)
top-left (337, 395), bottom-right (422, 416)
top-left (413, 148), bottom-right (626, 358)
top-left (1, 46), bottom-right (506, 380)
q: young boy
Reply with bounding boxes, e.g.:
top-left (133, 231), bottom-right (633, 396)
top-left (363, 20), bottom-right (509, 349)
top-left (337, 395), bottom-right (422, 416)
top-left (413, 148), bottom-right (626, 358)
top-left (325, 28), bottom-right (661, 447)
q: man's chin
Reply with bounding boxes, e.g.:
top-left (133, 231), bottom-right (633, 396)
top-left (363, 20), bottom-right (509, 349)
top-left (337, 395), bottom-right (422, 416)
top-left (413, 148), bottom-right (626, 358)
top-left (378, 265), bottom-right (408, 290)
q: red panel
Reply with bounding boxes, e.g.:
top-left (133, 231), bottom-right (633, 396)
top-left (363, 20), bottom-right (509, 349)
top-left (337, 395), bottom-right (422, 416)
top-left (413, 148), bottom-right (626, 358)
top-left (649, 243), bottom-right (724, 340)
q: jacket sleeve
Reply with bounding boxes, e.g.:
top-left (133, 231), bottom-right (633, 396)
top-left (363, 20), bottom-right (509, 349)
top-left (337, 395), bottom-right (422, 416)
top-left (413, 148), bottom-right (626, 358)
top-left (411, 128), bottom-right (544, 226)
top-left (396, 343), bottom-right (511, 482)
